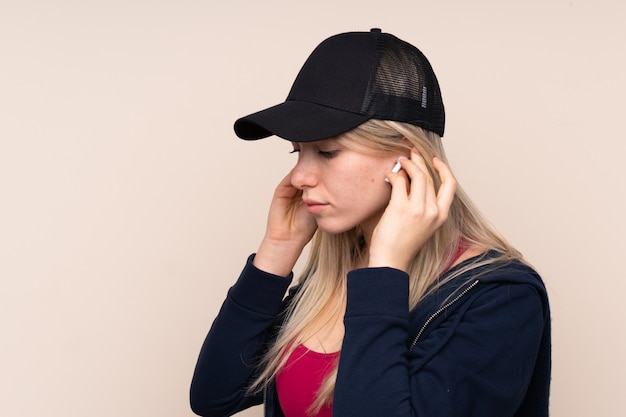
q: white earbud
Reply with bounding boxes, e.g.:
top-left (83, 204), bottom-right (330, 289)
top-left (385, 158), bottom-right (403, 183)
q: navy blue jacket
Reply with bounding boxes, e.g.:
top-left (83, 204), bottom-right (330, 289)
top-left (190, 252), bottom-right (551, 417)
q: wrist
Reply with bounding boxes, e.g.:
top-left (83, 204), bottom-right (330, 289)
top-left (367, 252), bottom-right (410, 273)
top-left (253, 238), bottom-right (305, 277)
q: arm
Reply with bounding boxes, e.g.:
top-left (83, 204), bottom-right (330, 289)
top-left (191, 169), bottom-right (317, 416)
top-left (334, 271), bottom-right (546, 417)
top-left (189, 255), bottom-right (293, 417)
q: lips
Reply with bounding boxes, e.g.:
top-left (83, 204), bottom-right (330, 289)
top-left (303, 198), bottom-right (328, 214)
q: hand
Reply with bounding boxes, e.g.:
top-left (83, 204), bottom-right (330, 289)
top-left (368, 148), bottom-right (457, 272)
top-left (253, 170), bottom-right (318, 276)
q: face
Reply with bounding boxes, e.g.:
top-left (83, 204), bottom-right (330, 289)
top-left (290, 137), bottom-right (399, 237)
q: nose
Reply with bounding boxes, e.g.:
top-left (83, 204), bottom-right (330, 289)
top-left (290, 154), bottom-right (318, 190)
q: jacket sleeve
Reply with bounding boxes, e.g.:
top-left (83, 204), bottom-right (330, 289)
top-left (333, 267), bottom-right (546, 417)
top-left (190, 255), bottom-right (293, 417)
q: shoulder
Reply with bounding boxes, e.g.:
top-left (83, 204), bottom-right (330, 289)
top-left (409, 256), bottom-right (550, 375)
top-left (410, 252), bottom-right (549, 345)
top-left (445, 251), bottom-right (547, 303)
top-left (467, 253), bottom-right (549, 315)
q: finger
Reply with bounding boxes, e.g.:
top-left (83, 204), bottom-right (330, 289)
top-left (275, 169), bottom-right (300, 199)
top-left (399, 149), bottom-right (434, 203)
top-left (385, 169), bottom-right (411, 201)
top-left (408, 148), bottom-right (433, 183)
top-left (432, 157), bottom-right (457, 213)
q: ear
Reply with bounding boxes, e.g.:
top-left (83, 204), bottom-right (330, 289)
top-left (398, 137), bottom-right (414, 156)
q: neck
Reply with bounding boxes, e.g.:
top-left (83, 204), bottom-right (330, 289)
top-left (358, 218), bottom-right (377, 252)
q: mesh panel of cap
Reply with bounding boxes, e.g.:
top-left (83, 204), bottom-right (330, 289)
top-left (362, 34), bottom-right (445, 136)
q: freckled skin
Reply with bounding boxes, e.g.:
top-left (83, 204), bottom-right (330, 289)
top-left (290, 139), bottom-right (398, 238)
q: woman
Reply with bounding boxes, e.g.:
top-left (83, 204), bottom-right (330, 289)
top-left (190, 29), bottom-right (551, 417)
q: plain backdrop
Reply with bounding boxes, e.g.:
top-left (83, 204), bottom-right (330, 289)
top-left (1, 1), bottom-right (625, 416)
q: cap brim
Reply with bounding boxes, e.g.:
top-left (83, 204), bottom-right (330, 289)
top-left (234, 100), bottom-right (370, 142)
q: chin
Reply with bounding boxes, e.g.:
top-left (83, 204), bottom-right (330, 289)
top-left (315, 220), bottom-right (357, 235)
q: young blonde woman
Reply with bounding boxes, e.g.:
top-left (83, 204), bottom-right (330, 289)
top-left (190, 29), bottom-right (551, 417)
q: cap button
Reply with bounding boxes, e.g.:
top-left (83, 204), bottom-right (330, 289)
top-left (370, 28), bottom-right (382, 33)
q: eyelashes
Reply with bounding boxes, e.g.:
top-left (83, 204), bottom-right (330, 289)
top-left (318, 150), bottom-right (338, 158)
top-left (289, 148), bottom-right (339, 159)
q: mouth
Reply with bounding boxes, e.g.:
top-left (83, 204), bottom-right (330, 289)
top-left (303, 199), bottom-right (328, 214)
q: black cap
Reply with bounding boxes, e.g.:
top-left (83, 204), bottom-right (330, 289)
top-left (234, 28), bottom-right (445, 142)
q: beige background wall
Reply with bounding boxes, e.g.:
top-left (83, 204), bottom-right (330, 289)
top-left (1, 1), bottom-right (624, 416)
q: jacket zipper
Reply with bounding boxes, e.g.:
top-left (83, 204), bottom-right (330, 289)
top-left (409, 279), bottom-right (480, 350)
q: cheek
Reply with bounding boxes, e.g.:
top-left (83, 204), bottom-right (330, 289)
top-left (341, 175), bottom-right (388, 204)
top-left (342, 157), bottom-right (393, 197)
top-left (364, 175), bottom-right (392, 202)
top-left (369, 176), bottom-right (390, 198)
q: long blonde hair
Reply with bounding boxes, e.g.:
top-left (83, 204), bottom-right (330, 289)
top-left (249, 119), bottom-right (523, 413)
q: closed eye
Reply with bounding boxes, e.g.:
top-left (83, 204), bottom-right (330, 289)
top-left (318, 150), bottom-right (338, 159)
